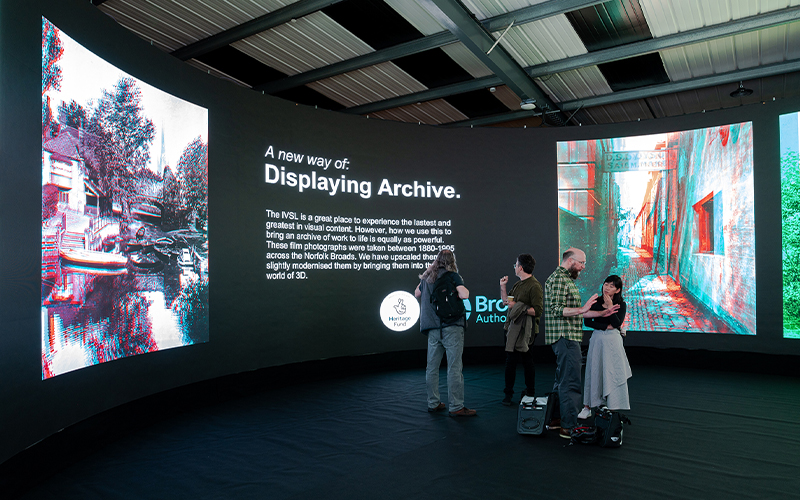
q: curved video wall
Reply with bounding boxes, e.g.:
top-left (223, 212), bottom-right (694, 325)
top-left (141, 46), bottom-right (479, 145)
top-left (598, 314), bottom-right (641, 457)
top-left (0, 0), bottom-right (795, 464)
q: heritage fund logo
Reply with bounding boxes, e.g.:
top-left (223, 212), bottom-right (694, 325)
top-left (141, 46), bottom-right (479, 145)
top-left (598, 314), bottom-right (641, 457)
top-left (380, 291), bottom-right (420, 331)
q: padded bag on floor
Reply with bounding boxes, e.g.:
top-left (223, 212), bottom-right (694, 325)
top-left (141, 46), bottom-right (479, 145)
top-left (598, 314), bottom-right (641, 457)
top-left (517, 396), bottom-right (547, 435)
top-left (594, 407), bottom-right (631, 448)
top-left (570, 426), bottom-right (600, 445)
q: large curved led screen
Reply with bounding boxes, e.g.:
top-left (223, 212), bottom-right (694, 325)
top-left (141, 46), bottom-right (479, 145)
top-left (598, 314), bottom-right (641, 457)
top-left (41, 18), bottom-right (209, 378)
top-left (557, 122), bottom-right (755, 335)
top-left (780, 111), bottom-right (800, 339)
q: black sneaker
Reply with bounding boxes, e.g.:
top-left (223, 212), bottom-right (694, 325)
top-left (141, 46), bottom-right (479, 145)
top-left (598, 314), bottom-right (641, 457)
top-left (501, 394), bottom-right (513, 406)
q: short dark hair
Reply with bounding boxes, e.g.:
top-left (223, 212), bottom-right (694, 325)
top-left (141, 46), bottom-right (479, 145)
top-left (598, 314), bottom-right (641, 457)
top-left (562, 249), bottom-right (575, 262)
top-left (604, 274), bottom-right (624, 304)
top-left (517, 254), bottom-right (535, 274)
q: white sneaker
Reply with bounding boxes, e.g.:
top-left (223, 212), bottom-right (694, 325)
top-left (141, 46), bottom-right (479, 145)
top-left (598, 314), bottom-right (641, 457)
top-left (577, 407), bottom-right (592, 419)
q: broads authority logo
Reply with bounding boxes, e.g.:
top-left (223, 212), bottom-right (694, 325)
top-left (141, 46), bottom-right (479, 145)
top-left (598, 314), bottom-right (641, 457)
top-left (453, 296), bottom-right (508, 324)
top-left (380, 291), bottom-right (420, 331)
top-left (469, 295), bottom-right (508, 324)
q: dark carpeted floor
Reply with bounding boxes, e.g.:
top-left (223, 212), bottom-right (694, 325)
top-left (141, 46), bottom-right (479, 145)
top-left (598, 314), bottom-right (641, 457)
top-left (6, 362), bottom-right (800, 499)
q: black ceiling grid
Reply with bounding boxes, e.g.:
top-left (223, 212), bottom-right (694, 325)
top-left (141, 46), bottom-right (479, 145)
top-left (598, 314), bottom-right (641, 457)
top-left (392, 48), bottom-right (474, 88)
top-left (86, 0), bottom-right (800, 128)
top-left (565, 0), bottom-right (652, 51)
top-left (393, 48), bottom-right (512, 119)
top-left (184, 10), bottom-right (361, 112)
top-left (599, 52), bottom-right (670, 91)
top-left (322, 0), bottom-right (424, 50)
top-left (194, 46), bottom-right (345, 111)
top-left (321, 0), bottom-right (513, 119)
top-left (194, 0), bottom-right (430, 113)
top-left (444, 88), bottom-right (512, 119)
top-left (566, 0), bottom-right (669, 97)
top-left (319, 0), bottom-right (475, 113)
top-left (194, 46), bottom-right (287, 87)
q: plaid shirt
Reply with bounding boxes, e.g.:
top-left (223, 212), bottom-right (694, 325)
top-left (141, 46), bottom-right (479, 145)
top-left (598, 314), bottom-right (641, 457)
top-left (544, 266), bottom-right (583, 344)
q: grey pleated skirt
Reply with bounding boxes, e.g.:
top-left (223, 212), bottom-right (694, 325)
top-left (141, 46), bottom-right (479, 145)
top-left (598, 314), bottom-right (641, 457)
top-left (583, 329), bottom-right (632, 410)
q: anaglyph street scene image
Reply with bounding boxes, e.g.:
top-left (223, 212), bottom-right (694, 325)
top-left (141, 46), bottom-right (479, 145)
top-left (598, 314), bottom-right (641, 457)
top-left (557, 122), bottom-right (755, 335)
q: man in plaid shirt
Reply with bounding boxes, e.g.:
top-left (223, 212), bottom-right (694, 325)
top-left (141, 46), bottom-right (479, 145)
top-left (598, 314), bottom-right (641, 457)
top-left (544, 248), bottom-right (619, 438)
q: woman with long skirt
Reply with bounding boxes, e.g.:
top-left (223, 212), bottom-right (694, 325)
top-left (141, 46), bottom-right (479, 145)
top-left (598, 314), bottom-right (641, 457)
top-left (578, 275), bottom-right (631, 419)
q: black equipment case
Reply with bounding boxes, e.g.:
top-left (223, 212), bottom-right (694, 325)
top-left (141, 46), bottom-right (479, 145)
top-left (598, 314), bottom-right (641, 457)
top-left (517, 396), bottom-right (548, 435)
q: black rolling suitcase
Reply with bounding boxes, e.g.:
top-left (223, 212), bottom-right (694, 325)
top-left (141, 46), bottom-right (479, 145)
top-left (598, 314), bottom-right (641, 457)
top-left (517, 395), bottom-right (548, 435)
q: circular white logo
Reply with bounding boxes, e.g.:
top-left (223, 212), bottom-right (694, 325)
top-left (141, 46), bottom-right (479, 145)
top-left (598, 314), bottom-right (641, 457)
top-left (380, 291), bottom-right (420, 331)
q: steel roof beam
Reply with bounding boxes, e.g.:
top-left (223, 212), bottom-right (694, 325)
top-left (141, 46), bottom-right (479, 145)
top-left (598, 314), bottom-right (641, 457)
top-left (257, 0), bottom-right (605, 94)
top-left (443, 109), bottom-right (546, 127)
top-left (255, 31), bottom-right (457, 93)
top-left (559, 59), bottom-right (800, 111)
top-left (171, 0), bottom-right (344, 61)
top-left (343, 75), bottom-right (501, 115)
top-left (345, 6), bottom-right (800, 116)
top-left (445, 59), bottom-right (800, 127)
top-left (417, 0), bottom-right (561, 115)
top-left (481, 0), bottom-right (607, 32)
top-left (527, 6), bottom-right (800, 78)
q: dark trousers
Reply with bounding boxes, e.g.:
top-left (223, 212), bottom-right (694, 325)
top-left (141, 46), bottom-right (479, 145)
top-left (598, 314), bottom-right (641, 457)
top-left (504, 349), bottom-right (535, 396)
top-left (551, 337), bottom-right (582, 430)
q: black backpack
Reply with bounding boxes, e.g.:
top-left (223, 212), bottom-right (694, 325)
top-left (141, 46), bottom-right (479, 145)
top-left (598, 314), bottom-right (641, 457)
top-left (594, 407), bottom-right (632, 448)
top-left (430, 272), bottom-right (466, 324)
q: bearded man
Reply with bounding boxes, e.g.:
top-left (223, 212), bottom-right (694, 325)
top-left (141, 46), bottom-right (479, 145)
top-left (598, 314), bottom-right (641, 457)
top-left (544, 248), bottom-right (618, 438)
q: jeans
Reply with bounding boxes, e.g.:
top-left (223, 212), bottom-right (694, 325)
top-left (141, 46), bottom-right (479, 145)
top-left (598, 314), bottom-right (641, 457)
top-left (504, 349), bottom-right (535, 397)
top-left (426, 325), bottom-right (465, 412)
top-left (551, 337), bottom-right (582, 430)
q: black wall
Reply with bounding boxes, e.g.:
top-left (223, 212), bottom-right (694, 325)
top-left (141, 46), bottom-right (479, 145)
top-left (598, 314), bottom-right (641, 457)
top-left (0, 0), bottom-right (797, 464)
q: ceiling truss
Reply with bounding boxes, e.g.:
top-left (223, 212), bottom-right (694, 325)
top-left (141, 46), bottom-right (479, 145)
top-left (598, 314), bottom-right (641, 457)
top-left (93, 0), bottom-right (800, 128)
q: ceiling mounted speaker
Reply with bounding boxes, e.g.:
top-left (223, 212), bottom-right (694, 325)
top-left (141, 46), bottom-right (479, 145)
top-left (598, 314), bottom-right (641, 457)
top-left (520, 98), bottom-right (536, 110)
top-left (730, 81), bottom-right (753, 98)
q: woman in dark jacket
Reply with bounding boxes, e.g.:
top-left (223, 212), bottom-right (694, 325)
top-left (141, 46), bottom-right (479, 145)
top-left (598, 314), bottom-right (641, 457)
top-left (577, 275), bottom-right (631, 419)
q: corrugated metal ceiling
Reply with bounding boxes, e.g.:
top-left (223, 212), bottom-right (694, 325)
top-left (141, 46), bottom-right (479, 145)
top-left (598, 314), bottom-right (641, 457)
top-left (231, 12), bottom-right (372, 75)
top-left (99, 0), bottom-right (289, 51)
top-left (94, 0), bottom-right (800, 127)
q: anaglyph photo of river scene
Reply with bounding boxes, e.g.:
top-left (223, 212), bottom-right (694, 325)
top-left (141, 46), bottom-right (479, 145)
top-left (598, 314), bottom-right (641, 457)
top-left (41, 18), bottom-right (209, 378)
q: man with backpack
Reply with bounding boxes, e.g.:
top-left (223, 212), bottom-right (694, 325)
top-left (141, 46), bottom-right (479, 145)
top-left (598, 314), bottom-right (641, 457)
top-left (415, 249), bottom-right (476, 417)
top-left (499, 254), bottom-right (543, 406)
